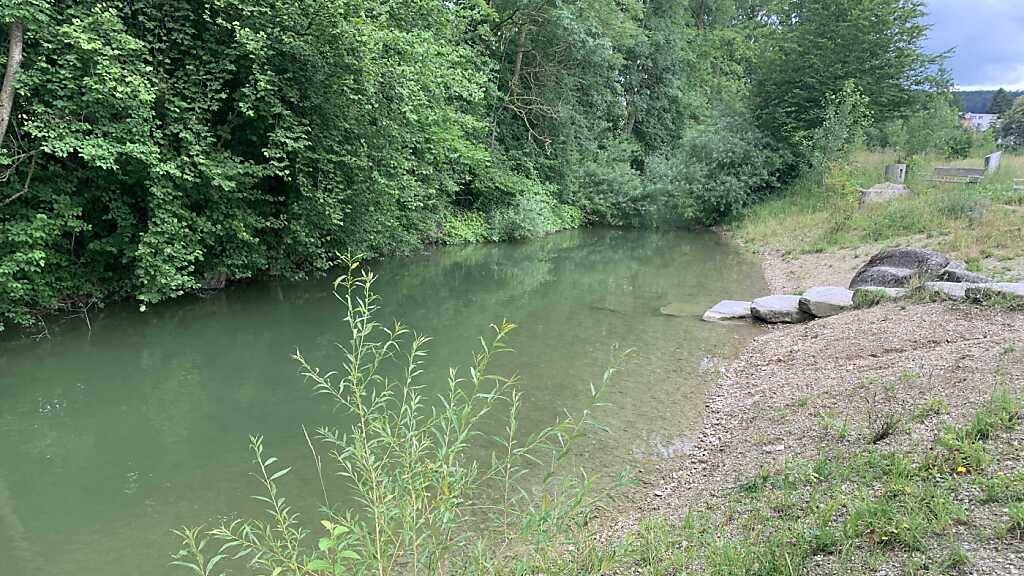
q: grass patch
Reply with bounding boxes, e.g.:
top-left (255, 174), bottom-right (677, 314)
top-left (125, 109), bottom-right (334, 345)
top-left (911, 398), bottom-right (949, 423)
top-left (732, 151), bottom-right (1024, 268)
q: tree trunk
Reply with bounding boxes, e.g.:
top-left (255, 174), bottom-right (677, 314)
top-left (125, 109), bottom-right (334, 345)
top-left (692, 0), bottom-right (706, 31)
top-left (623, 107), bottom-right (637, 136)
top-left (0, 21), bottom-right (25, 148)
top-left (511, 25), bottom-right (526, 89)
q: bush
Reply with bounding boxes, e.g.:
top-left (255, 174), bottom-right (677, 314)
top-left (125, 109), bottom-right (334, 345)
top-left (171, 258), bottom-right (620, 576)
top-left (439, 210), bottom-right (490, 244)
top-left (644, 114), bottom-right (784, 226)
top-left (806, 81), bottom-right (872, 178)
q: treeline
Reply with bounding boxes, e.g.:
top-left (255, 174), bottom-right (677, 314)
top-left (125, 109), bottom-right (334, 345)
top-left (956, 89), bottom-right (1024, 115)
top-left (0, 0), bottom-right (948, 328)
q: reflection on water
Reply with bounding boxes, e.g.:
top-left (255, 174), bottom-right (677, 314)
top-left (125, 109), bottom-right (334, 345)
top-left (0, 228), bottom-right (766, 575)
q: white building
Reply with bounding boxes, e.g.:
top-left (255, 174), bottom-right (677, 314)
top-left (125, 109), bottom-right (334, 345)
top-left (960, 113), bottom-right (1000, 131)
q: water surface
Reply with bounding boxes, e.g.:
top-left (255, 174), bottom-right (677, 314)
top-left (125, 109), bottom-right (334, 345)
top-left (0, 228), bottom-right (766, 575)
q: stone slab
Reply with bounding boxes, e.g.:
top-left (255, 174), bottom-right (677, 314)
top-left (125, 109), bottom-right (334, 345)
top-left (701, 300), bottom-right (753, 322)
top-left (799, 286), bottom-right (854, 318)
top-left (751, 295), bottom-right (812, 324)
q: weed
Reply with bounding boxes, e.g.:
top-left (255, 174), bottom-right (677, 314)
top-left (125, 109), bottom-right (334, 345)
top-left (1008, 503), bottom-right (1024, 536)
top-left (854, 288), bottom-right (892, 309)
top-left (171, 257), bottom-right (623, 576)
top-left (819, 411), bottom-right (852, 440)
top-left (977, 472), bottom-right (1024, 504)
top-left (870, 414), bottom-right (900, 444)
top-left (912, 398), bottom-right (949, 423)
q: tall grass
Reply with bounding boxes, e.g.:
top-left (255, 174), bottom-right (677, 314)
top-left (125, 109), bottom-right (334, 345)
top-left (171, 257), bottom-right (622, 576)
top-left (733, 150), bottom-right (1024, 269)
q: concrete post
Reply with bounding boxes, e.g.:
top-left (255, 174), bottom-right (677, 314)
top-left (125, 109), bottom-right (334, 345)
top-left (884, 164), bottom-right (907, 184)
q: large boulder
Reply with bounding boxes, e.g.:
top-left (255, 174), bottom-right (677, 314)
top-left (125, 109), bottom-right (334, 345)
top-left (799, 286), bottom-right (854, 318)
top-left (751, 295), bottom-right (812, 324)
top-left (701, 300), bottom-right (752, 322)
top-left (849, 248), bottom-right (950, 289)
top-left (849, 266), bottom-right (916, 289)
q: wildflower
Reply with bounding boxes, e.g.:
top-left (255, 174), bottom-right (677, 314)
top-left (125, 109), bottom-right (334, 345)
top-left (956, 465), bottom-right (967, 474)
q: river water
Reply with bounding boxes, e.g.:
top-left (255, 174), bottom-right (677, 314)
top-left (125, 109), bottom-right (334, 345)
top-left (0, 228), bottom-right (765, 575)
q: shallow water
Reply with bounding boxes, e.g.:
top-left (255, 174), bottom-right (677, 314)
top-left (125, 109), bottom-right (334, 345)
top-left (0, 228), bottom-right (766, 575)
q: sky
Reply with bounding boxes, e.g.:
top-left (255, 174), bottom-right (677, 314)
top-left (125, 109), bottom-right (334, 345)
top-left (923, 0), bottom-right (1024, 90)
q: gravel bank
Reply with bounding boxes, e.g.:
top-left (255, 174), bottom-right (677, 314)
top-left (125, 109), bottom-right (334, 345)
top-left (604, 290), bottom-right (1024, 573)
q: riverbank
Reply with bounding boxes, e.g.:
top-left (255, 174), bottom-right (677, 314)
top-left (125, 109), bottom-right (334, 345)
top-left (596, 300), bottom-right (1024, 574)
top-left (573, 153), bottom-right (1024, 575)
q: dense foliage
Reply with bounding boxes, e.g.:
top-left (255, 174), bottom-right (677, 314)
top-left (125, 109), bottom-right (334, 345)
top-left (0, 0), bottom-right (950, 328)
top-left (1003, 97), bottom-right (1024, 150)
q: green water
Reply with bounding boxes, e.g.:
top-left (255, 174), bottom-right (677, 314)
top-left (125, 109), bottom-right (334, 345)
top-left (0, 228), bottom-right (765, 575)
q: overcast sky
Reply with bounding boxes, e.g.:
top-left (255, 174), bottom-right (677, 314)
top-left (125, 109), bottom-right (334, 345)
top-left (922, 0), bottom-right (1024, 90)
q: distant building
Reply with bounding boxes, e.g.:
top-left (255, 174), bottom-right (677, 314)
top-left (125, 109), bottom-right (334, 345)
top-left (960, 112), bottom-right (1000, 131)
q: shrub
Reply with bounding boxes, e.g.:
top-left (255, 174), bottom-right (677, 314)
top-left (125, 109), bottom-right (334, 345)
top-left (806, 81), bottom-right (872, 179)
top-left (439, 210), bottom-right (490, 244)
top-left (170, 258), bottom-right (620, 576)
top-left (644, 114), bottom-right (784, 226)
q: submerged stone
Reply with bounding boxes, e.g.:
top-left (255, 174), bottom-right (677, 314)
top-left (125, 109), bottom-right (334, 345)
top-left (701, 300), bottom-right (752, 322)
top-left (751, 295), bottom-right (812, 324)
top-left (660, 302), bottom-right (695, 317)
top-left (799, 286), bottom-right (854, 318)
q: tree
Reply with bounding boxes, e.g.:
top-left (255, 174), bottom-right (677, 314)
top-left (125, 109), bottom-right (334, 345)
top-left (1001, 97), bottom-right (1024, 149)
top-left (753, 0), bottom-right (947, 149)
top-left (989, 88), bottom-right (1015, 115)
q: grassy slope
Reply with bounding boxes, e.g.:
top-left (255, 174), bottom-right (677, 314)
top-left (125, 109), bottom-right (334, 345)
top-left (527, 392), bottom-right (1024, 575)
top-left (732, 151), bottom-right (1024, 274)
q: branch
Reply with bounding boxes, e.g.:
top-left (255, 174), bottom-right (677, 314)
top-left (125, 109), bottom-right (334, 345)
top-left (1, 150), bottom-right (37, 207)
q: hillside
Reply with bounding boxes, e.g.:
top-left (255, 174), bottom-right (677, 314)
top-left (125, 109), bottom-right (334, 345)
top-left (957, 89), bottom-right (1024, 114)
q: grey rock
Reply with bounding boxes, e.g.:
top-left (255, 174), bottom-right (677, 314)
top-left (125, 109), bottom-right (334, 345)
top-left (923, 282), bottom-right (984, 300)
top-left (946, 260), bottom-right (967, 272)
top-left (701, 300), bottom-right (752, 322)
top-left (849, 266), bottom-right (916, 289)
top-left (938, 268), bottom-right (993, 284)
top-left (799, 286), bottom-right (854, 318)
top-left (854, 286), bottom-right (908, 299)
top-left (849, 248), bottom-right (950, 289)
top-left (751, 295), bottom-right (813, 324)
top-left (966, 283), bottom-right (1024, 301)
top-left (860, 182), bottom-right (911, 204)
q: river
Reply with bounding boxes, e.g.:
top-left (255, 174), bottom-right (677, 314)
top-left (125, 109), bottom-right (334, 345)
top-left (0, 228), bottom-right (766, 575)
